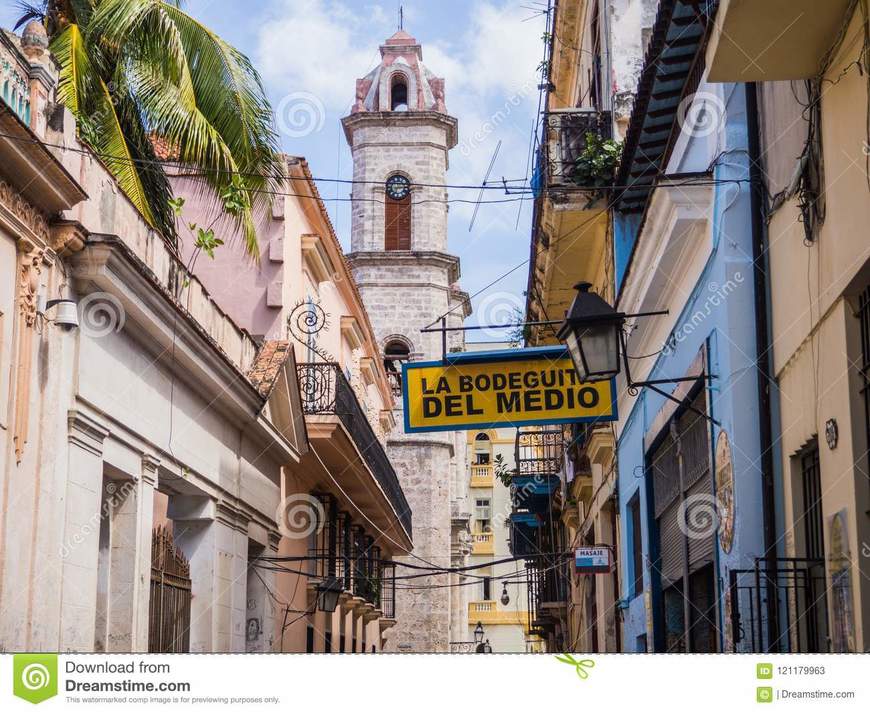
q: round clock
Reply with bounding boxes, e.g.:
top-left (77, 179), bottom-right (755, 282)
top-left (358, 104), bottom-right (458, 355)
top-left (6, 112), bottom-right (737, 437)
top-left (385, 175), bottom-right (411, 200)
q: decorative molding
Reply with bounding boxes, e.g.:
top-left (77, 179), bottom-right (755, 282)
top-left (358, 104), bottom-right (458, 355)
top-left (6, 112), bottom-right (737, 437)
top-left (301, 233), bottom-right (336, 284)
top-left (67, 409), bottom-right (110, 457)
top-left (49, 219), bottom-right (88, 256)
top-left (12, 245), bottom-right (43, 462)
top-left (140, 453), bottom-right (160, 486)
top-left (215, 499), bottom-right (249, 534)
top-left (0, 179), bottom-right (49, 250)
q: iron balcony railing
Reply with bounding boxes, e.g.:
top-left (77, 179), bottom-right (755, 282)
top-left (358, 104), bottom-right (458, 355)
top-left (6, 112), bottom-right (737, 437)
top-left (297, 363), bottom-right (412, 539)
top-left (544, 108), bottom-right (613, 189)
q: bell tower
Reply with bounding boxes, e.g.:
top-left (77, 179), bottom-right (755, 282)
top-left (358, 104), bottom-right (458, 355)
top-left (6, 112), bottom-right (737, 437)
top-left (343, 29), bottom-right (470, 652)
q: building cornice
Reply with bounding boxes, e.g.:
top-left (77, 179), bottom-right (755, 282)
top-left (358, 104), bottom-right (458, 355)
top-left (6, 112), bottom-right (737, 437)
top-left (341, 110), bottom-right (458, 149)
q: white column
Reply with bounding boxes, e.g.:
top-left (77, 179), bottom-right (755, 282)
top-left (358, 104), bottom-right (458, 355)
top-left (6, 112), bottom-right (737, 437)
top-left (105, 456), bottom-right (157, 652)
top-left (171, 496), bottom-right (216, 653)
top-left (59, 410), bottom-right (108, 652)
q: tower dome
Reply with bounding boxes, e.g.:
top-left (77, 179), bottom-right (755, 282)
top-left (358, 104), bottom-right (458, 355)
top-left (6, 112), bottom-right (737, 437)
top-left (20, 20), bottom-right (48, 59)
top-left (351, 29), bottom-right (447, 114)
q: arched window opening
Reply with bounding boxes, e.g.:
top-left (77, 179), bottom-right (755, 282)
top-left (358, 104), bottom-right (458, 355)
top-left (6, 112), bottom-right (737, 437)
top-left (384, 340), bottom-right (410, 396)
top-left (384, 174), bottom-right (411, 250)
top-left (391, 76), bottom-right (409, 111)
top-left (474, 432), bottom-right (492, 465)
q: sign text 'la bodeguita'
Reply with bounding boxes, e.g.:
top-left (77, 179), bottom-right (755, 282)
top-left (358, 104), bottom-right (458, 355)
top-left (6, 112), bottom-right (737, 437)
top-left (419, 366), bottom-right (600, 418)
top-left (402, 349), bottom-right (617, 433)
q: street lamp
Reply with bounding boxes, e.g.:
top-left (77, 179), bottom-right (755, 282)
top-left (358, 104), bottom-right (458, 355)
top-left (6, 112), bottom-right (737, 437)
top-left (557, 282), bottom-right (624, 382)
top-left (315, 576), bottom-right (344, 613)
top-left (473, 621), bottom-right (485, 645)
top-left (500, 583), bottom-right (510, 606)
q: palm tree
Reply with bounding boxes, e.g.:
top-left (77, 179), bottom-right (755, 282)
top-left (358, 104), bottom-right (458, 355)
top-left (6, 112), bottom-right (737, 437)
top-left (15, 0), bottom-right (280, 257)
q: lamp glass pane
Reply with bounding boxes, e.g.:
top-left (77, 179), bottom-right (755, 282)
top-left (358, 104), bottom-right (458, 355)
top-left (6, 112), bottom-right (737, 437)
top-left (579, 324), bottom-right (619, 380)
top-left (564, 329), bottom-right (587, 381)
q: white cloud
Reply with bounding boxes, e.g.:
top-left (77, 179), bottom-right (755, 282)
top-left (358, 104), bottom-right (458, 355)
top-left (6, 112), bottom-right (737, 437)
top-left (256, 0), bottom-right (389, 112)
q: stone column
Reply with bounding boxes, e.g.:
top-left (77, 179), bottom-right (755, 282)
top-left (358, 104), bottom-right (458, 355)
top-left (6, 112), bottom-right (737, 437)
top-left (170, 495), bottom-right (216, 653)
top-left (105, 455), bottom-right (157, 652)
top-left (59, 410), bottom-right (109, 651)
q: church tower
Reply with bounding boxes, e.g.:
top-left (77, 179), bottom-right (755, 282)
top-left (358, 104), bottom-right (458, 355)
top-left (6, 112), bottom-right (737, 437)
top-left (343, 29), bottom-right (471, 652)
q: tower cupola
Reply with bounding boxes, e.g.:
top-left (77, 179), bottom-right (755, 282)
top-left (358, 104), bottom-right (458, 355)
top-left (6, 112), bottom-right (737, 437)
top-left (351, 30), bottom-right (447, 114)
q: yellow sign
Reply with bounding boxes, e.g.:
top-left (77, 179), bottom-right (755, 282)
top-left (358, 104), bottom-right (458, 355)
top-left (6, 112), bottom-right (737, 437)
top-left (401, 347), bottom-right (617, 433)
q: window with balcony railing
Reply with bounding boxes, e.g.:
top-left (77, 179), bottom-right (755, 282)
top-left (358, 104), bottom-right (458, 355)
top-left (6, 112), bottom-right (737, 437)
top-left (544, 109), bottom-right (613, 189)
top-left (297, 362), bottom-right (412, 538)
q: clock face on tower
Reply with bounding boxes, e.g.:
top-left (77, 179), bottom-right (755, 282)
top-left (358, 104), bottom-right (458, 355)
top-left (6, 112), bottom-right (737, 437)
top-left (385, 174), bottom-right (411, 200)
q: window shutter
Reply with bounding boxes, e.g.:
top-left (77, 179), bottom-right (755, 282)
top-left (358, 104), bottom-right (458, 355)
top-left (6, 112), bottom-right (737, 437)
top-left (385, 194), bottom-right (411, 250)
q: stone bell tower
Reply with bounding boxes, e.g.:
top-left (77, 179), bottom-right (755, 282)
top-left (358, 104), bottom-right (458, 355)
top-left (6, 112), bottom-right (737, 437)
top-left (343, 29), bottom-right (471, 652)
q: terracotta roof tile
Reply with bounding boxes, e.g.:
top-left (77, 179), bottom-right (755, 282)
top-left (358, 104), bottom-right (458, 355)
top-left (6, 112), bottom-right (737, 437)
top-left (247, 340), bottom-right (293, 399)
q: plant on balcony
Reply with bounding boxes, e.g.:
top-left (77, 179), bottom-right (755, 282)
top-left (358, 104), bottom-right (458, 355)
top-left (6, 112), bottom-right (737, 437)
top-left (572, 132), bottom-right (623, 191)
top-left (493, 453), bottom-right (516, 487)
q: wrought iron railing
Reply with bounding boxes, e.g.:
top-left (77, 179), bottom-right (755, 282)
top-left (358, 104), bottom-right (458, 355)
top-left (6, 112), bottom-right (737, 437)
top-left (297, 363), bottom-right (412, 538)
top-left (729, 557), bottom-right (829, 653)
top-left (515, 424), bottom-right (567, 477)
top-left (545, 109), bottom-right (613, 189)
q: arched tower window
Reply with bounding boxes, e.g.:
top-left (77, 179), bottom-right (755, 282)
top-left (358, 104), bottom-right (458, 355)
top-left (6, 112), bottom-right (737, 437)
top-left (391, 75), bottom-right (409, 111)
top-left (384, 174), bottom-right (411, 250)
top-left (384, 339), bottom-right (411, 396)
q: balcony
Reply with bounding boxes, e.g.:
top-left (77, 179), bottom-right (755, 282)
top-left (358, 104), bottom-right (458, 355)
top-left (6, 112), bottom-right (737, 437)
top-left (512, 425), bottom-right (565, 513)
top-left (707, 0), bottom-right (855, 81)
top-left (297, 363), bottom-right (412, 543)
top-left (468, 601), bottom-right (527, 627)
top-left (471, 532), bottom-right (494, 555)
top-left (543, 109), bottom-right (613, 193)
top-left (470, 464), bottom-right (494, 488)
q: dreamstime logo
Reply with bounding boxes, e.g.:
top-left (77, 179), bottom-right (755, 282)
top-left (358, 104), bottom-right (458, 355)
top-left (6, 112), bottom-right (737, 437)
top-left (276, 91), bottom-right (326, 138)
top-left (678, 493), bottom-right (722, 540)
top-left (475, 291), bottom-right (525, 341)
top-left (275, 493), bottom-right (325, 539)
top-left (677, 91), bottom-right (726, 139)
top-left (21, 664), bottom-right (50, 691)
top-left (862, 541), bottom-right (870, 558)
top-left (13, 654), bottom-right (57, 703)
top-left (78, 292), bottom-right (126, 338)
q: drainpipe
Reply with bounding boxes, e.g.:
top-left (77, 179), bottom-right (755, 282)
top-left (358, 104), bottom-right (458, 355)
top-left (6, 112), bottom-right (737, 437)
top-left (745, 82), bottom-right (780, 652)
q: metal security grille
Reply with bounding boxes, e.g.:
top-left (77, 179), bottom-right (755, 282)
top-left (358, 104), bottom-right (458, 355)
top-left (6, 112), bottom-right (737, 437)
top-left (380, 562), bottom-right (396, 618)
top-left (729, 557), bottom-right (828, 652)
top-left (647, 386), bottom-right (715, 652)
top-left (148, 526), bottom-right (191, 653)
top-left (859, 286), bottom-right (870, 489)
top-left (800, 442), bottom-right (823, 560)
top-left (308, 493), bottom-right (337, 580)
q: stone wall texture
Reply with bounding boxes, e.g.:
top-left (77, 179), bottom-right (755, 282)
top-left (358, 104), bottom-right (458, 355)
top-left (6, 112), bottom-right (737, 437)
top-left (345, 110), bottom-right (465, 652)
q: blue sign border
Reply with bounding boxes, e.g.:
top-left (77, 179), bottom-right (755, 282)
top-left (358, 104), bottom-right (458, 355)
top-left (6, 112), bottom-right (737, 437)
top-left (400, 347), bottom-right (618, 434)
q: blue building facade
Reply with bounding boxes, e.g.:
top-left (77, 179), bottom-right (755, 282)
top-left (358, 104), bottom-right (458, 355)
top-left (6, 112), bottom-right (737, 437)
top-left (610, 1), bottom-right (776, 653)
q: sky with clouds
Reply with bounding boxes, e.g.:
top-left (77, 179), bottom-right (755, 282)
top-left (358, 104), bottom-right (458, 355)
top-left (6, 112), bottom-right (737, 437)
top-left (1, 0), bottom-right (547, 333)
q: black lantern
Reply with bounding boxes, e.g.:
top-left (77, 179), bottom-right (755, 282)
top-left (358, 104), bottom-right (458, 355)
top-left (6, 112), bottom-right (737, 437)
top-left (500, 583), bottom-right (510, 606)
top-left (557, 282), bottom-right (624, 382)
top-left (316, 576), bottom-right (344, 613)
top-left (473, 621), bottom-right (485, 645)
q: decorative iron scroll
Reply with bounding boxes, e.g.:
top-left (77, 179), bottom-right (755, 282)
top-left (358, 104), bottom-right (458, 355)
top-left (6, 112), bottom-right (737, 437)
top-left (287, 298), bottom-right (335, 362)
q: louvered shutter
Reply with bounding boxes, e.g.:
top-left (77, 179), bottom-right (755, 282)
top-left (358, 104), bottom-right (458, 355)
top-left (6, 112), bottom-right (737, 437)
top-left (385, 194), bottom-right (411, 250)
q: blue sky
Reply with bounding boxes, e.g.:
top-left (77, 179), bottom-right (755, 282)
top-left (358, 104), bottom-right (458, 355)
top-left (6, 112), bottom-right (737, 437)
top-left (2, 1), bottom-right (546, 332)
